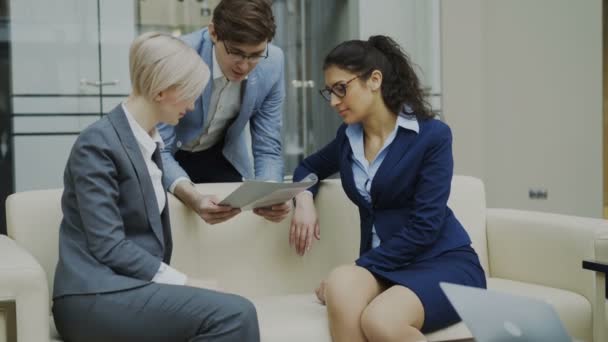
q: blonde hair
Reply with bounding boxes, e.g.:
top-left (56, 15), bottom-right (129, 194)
top-left (129, 32), bottom-right (209, 102)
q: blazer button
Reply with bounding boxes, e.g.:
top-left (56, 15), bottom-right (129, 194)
top-left (176, 141), bottom-right (182, 148)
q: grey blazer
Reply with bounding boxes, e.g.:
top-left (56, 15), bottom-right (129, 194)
top-left (53, 105), bottom-right (172, 299)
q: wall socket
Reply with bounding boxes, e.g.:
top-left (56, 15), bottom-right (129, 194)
top-left (529, 188), bottom-right (548, 200)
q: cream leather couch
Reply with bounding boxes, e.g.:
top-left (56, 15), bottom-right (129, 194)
top-left (2, 176), bottom-right (608, 342)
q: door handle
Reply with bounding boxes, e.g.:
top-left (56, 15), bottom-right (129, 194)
top-left (0, 131), bottom-right (7, 160)
top-left (291, 80), bottom-right (315, 88)
top-left (80, 78), bottom-right (120, 87)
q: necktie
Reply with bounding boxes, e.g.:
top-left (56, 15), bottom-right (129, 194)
top-left (152, 143), bottom-right (173, 263)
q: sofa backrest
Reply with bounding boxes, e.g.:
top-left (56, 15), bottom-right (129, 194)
top-left (5, 176), bottom-right (488, 299)
top-left (447, 176), bottom-right (489, 272)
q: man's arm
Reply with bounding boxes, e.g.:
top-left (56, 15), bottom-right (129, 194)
top-left (158, 122), bottom-right (191, 191)
top-left (249, 48), bottom-right (285, 182)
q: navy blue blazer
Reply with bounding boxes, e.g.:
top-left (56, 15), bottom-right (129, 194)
top-left (293, 118), bottom-right (472, 272)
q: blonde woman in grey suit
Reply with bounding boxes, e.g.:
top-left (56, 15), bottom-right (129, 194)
top-left (52, 32), bottom-right (256, 342)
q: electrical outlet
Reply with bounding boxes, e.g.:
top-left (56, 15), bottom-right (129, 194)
top-left (528, 188), bottom-right (548, 200)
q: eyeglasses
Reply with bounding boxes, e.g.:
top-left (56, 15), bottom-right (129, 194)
top-left (319, 70), bottom-right (372, 102)
top-left (222, 41), bottom-right (269, 63)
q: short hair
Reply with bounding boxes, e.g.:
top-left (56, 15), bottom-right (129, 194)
top-left (129, 32), bottom-right (210, 102)
top-left (212, 0), bottom-right (276, 44)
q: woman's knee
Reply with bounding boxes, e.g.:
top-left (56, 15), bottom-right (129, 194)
top-left (360, 288), bottom-right (425, 342)
top-left (361, 301), bottom-right (396, 340)
top-left (325, 265), bottom-right (376, 301)
top-left (361, 305), bottom-right (424, 341)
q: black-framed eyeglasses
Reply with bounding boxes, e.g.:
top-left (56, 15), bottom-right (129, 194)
top-left (319, 70), bottom-right (372, 102)
top-left (222, 41), bottom-right (269, 63)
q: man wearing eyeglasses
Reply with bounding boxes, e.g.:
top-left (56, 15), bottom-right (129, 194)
top-left (158, 0), bottom-right (290, 225)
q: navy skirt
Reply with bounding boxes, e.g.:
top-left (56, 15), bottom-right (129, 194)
top-left (365, 245), bottom-right (486, 333)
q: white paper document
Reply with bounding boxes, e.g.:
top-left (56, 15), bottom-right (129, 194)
top-left (219, 174), bottom-right (318, 210)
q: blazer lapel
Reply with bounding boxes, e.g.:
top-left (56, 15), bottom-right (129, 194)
top-left (160, 199), bottom-right (172, 263)
top-left (200, 32), bottom-right (214, 126)
top-left (339, 138), bottom-right (370, 209)
top-left (107, 106), bottom-right (166, 248)
top-left (238, 73), bottom-right (258, 122)
top-left (370, 128), bottom-right (418, 203)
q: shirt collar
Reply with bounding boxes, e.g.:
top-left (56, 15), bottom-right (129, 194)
top-left (396, 113), bottom-right (419, 133)
top-left (121, 102), bottom-right (164, 158)
top-left (345, 113), bottom-right (419, 140)
top-left (212, 46), bottom-right (225, 81)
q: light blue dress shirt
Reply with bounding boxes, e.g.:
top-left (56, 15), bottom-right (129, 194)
top-left (345, 114), bottom-right (419, 248)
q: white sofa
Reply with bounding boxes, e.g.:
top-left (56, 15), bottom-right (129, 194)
top-left (1, 176), bottom-right (608, 342)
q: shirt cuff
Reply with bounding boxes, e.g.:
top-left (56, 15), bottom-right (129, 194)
top-left (169, 177), bottom-right (194, 194)
top-left (294, 190), bottom-right (314, 205)
top-left (152, 262), bottom-right (188, 285)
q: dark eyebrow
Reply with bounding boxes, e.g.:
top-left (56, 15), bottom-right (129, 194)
top-left (232, 47), bottom-right (266, 56)
top-left (328, 80), bottom-right (347, 88)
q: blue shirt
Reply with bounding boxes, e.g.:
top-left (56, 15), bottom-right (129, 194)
top-left (345, 114), bottom-right (419, 248)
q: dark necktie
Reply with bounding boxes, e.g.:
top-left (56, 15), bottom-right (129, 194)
top-left (152, 143), bottom-right (173, 263)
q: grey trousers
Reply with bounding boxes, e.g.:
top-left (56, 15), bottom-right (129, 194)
top-left (52, 283), bottom-right (260, 342)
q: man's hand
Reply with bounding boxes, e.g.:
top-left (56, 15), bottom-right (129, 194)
top-left (173, 180), bottom-right (240, 224)
top-left (253, 201), bottom-right (292, 223)
top-left (196, 195), bottom-right (241, 224)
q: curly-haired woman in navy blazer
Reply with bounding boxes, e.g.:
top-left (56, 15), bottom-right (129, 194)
top-left (290, 36), bottom-right (487, 341)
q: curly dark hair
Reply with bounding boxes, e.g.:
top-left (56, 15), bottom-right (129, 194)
top-left (323, 35), bottom-right (433, 120)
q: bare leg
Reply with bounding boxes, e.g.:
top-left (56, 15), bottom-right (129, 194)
top-left (361, 285), bottom-right (426, 342)
top-left (324, 265), bottom-right (385, 342)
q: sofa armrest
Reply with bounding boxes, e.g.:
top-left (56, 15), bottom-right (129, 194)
top-left (0, 235), bottom-right (50, 342)
top-left (487, 208), bottom-right (608, 342)
top-left (582, 260), bottom-right (608, 342)
top-left (487, 208), bottom-right (608, 293)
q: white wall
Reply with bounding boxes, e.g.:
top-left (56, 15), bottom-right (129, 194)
top-left (442, 0), bottom-right (603, 217)
top-left (357, 0), bottom-right (441, 97)
top-left (440, 0), bottom-right (485, 180)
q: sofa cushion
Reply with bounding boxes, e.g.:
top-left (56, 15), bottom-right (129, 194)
top-left (253, 294), bottom-right (331, 342)
top-left (43, 275), bottom-right (593, 342)
top-left (252, 278), bottom-right (591, 342)
top-left (253, 293), bottom-right (469, 342)
top-left (253, 293), bottom-right (472, 342)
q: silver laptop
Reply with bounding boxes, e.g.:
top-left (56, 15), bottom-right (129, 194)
top-left (440, 282), bottom-right (573, 342)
